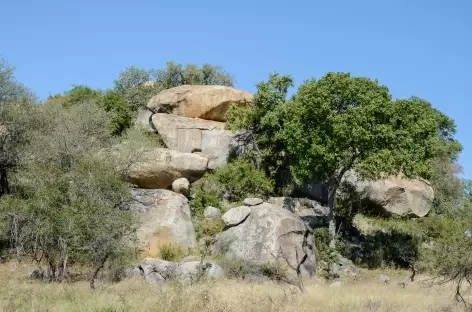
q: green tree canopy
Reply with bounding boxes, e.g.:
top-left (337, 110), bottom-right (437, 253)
top-left (228, 72), bottom-right (461, 245)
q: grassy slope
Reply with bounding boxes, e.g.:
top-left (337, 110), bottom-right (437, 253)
top-left (0, 262), bottom-right (465, 312)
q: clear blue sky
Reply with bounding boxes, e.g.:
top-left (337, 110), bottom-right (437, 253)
top-left (2, 0), bottom-right (470, 177)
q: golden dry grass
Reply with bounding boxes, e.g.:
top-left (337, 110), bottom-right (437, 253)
top-left (0, 262), bottom-right (466, 312)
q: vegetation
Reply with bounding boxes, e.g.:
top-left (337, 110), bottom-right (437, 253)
top-left (114, 61), bottom-right (234, 111)
top-left (228, 73), bottom-right (461, 247)
top-left (1, 56), bottom-right (471, 306)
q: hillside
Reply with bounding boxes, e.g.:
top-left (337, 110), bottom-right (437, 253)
top-left (1, 60), bottom-right (471, 311)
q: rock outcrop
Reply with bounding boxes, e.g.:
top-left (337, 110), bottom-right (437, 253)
top-left (343, 171), bottom-right (434, 217)
top-left (213, 202), bottom-right (316, 276)
top-left (128, 148), bottom-right (208, 189)
top-left (151, 113), bottom-right (234, 169)
top-left (130, 189), bottom-right (197, 256)
top-left (147, 85), bottom-right (253, 122)
top-left (268, 197), bottom-right (328, 217)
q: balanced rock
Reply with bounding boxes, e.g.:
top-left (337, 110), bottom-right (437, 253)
top-left (172, 178), bottom-right (190, 197)
top-left (151, 113), bottom-right (234, 169)
top-left (214, 202), bottom-right (316, 276)
top-left (128, 148), bottom-right (208, 189)
top-left (130, 189), bottom-right (197, 256)
top-left (222, 206), bottom-right (251, 226)
top-left (344, 171), bottom-right (434, 217)
top-left (147, 85), bottom-right (253, 122)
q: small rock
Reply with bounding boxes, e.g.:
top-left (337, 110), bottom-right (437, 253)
top-left (204, 206), bottom-right (221, 219)
top-left (28, 268), bottom-right (45, 280)
top-left (172, 178), bottom-right (190, 197)
top-left (175, 261), bottom-right (223, 284)
top-left (380, 274), bottom-right (390, 284)
top-left (243, 198), bottom-right (263, 206)
top-left (0, 257), bottom-right (6, 264)
top-left (222, 206), bottom-right (252, 226)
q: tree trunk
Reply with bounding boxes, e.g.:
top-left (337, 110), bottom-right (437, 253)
top-left (327, 186), bottom-right (337, 249)
top-left (0, 168), bottom-right (9, 198)
top-left (90, 255), bottom-right (109, 290)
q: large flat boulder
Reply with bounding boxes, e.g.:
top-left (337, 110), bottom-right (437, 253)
top-left (343, 171), bottom-right (434, 217)
top-left (147, 85), bottom-right (253, 122)
top-left (128, 148), bottom-right (208, 189)
top-left (151, 114), bottom-right (233, 169)
top-left (130, 189), bottom-right (197, 256)
top-left (213, 202), bottom-right (316, 276)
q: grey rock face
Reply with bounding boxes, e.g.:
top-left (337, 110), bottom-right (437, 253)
top-left (214, 202), bottom-right (316, 277)
top-left (130, 189), bottom-right (197, 256)
top-left (204, 206), bottom-right (222, 219)
top-left (221, 206), bottom-right (252, 227)
top-left (128, 148), bottom-right (208, 189)
top-left (151, 113), bottom-right (235, 169)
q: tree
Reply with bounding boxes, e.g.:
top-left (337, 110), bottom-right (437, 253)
top-left (0, 59), bottom-right (36, 198)
top-left (226, 74), bottom-right (293, 192)
top-left (98, 90), bottom-right (133, 135)
top-left (285, 74), bottom-right (460, 246)
top-left (229, 72), bottom-right (461, 246)
top-left (0, 101), bottom-right (136, 286)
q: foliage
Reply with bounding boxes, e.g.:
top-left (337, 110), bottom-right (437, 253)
top-left (194, 218), bottom-right (225, 241)
top-left (422, 216), bottom-right (472, 305)
top-left (64, 85), bottom-right (102, 107)
top-left (0, 60), bottom-right (36, 197)
top-left (190, 158), bottom-right (274, 211)
top-left (260, 261), bottom-right (287, 281)
top-left (228, 72), bottom-right (461, 245)
top-left (0, 99), bottom-right (136, 285)
top-left (0, 59), bottom-right (34, 104)
top-left (226, 73), bottom-right (293, 191)
top-left (114, 62), bottom-right (234, 111)
top-left (99, 90), bottom-right (133, 135)
top-left (314, 228), bottom-right (340, 278)
top-left (217, 257), bottom-right (262, 280)
top-left (158, 243), bottom-right (186, 262)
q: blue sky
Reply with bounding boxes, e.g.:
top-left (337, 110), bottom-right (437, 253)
top-left (2, 0), bottom-right (470, 177)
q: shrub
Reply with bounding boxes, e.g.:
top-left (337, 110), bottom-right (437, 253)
top-left (261, 261), bottom-right (287, 281)
top-left (158, 243), bottom-right (186, 262)
top-left (190, 158), bottom-right (274, 212)
top-left (194, 218), bottom-right (225, 241)
top-left (314, 228), bottom-right (340, 279)
top-left (217, 257), bottom-right (261, 280)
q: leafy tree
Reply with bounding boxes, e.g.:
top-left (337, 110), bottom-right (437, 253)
top-left (63, 85), bottom-right (101, 107)
top-left (226, 74), bottom-right (293, 192)
top-left (0, 59), bottom-right (36, 198)
top-left (0, 101), bottom-right (136, 287)
top-left (284, 74), bottom-right (460, 245)
top-left (98, 90), bottom-right (133, 135)
top-left (229, 72), bottom-right (460, 246)
top-left (0, 59), bottom-right (33, 103)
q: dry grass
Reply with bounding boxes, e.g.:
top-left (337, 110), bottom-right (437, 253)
top-left (0, 262), bottom-right (466, 312)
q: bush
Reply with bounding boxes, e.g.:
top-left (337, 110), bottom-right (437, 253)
top-left (158, 243), bottom-right (186, 262)
top-left (314, 228), bottom-right (340, 279)
top-left (260, 261), bottom-right (287, 281)
top-left (217, 257), bottom-right (262, 280)
top-left (194, 218), bottom-right (225, 241)
top-left (190, 158), bottom-right (274, 212)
